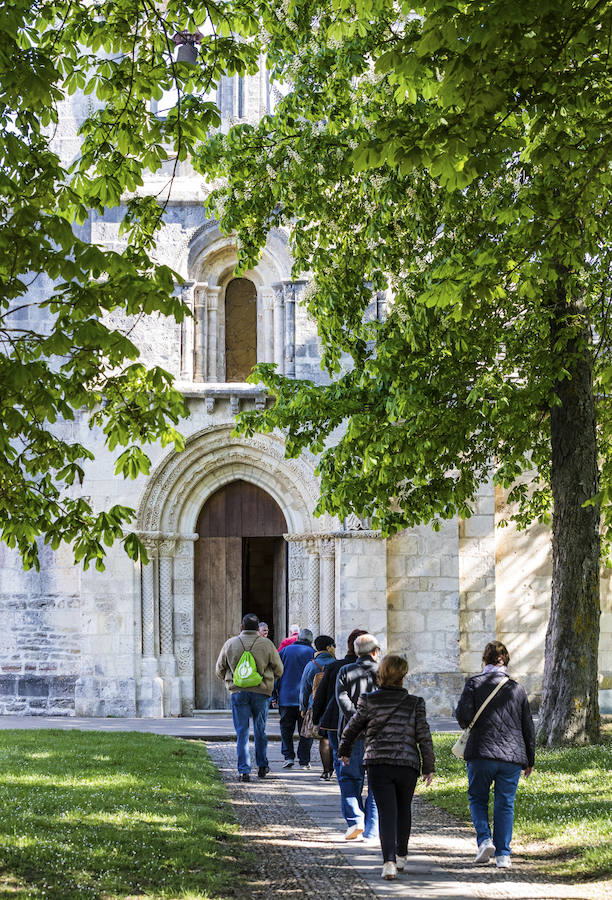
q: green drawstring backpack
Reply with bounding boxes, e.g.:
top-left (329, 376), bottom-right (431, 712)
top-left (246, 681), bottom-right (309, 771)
top-left (233, 637), bottom-right (263, 688)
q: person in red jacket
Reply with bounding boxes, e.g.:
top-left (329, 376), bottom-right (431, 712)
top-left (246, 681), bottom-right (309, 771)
top-left (278, 623), bottom-right (300, 652)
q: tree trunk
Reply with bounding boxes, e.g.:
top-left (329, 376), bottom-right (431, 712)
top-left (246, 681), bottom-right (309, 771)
top-left (537, 280), bottom-right (601, 745)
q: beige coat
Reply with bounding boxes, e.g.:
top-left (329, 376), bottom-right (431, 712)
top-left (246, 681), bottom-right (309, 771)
top-left (215, 630), bottom-right (283, 696)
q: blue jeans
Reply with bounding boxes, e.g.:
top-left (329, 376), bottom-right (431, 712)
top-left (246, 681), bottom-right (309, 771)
top-left (279, 705), bottom-right (313, 764)
top-left (328, 730), bottom-right (342, 779)
top-left (338, 738), bottom-right (379, 838)
top-left (230, 691), bottom-right (270, 775)
top-left (467, 759), bottom-right (522, 857)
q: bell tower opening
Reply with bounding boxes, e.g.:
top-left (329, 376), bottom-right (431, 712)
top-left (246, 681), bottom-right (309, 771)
top-left (225, 277), bottom-right (257, 382)
top-left (194, 480), bottom-right (287, 709)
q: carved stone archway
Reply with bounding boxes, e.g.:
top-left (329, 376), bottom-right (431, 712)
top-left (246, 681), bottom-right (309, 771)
top-left (134, 424), bottom-right (339, 716)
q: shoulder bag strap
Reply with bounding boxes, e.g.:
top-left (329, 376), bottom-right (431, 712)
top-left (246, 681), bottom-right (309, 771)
top-left (466, 677), bottom-right (510, 731)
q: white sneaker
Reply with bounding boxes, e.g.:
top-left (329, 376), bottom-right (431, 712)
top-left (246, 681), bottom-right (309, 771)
top-left (496, 855), bottom-right (512, 868)
top-left (381, 862), bottom-right (397, 880)
top-left (474, 838), bottom-right (495, 864)
top-left (344, 824), bottom-right (365, 841)
top-left (282, 760), bottom-right (294, 768)
top-left (396, 855), bottom-right (407, 871)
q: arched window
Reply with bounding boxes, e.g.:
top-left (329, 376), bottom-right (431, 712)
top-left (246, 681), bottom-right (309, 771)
top-left (225, 277), bottom-right (257, 382)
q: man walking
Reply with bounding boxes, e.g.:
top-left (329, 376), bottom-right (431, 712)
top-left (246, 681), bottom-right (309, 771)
top-left (336, 633), bottom-right (381, 840)
top-left (216, 613), bottom-right (283, 782)
top-left (312, 628), bottom-right (367, 771)
top-left (277, 628), bottom-right (315, 768)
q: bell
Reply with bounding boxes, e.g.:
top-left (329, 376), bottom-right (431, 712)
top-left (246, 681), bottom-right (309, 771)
top-left (177, 43), bottom-right (198, 64)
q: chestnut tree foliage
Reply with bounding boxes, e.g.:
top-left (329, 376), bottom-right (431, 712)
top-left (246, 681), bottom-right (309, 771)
top-left (199, 0), bottom-right (612, 743)
top-left (0, 0), bottom-right (258, 569)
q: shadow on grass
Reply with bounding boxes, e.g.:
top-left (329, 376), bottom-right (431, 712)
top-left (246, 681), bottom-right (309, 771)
top-left (0, 730), bottom-right (248, 900)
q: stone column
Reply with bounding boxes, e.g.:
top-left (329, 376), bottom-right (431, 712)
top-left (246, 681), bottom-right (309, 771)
top-left (307, 545), bottom-right (320, 635)
top-left (262, 288), bottom-right (275, 363)
top-left (207, 285), bottom-right (221, 382)
top-left (141, 546), bottom-right (157, 663)
top-left (273, 283), bottom-right (285, 374)
top-left (319, 538), bottom-right (336, 637)
top-left (158, 544), bottom-right (175, 660)
top-left (158, 539), bottom-right (181, 716)
top-left (284, 282), bottom-right (296, 378)
top-left (138, 540), bottom-right (164, 717)
top-left (180, 281), bottom-right (195, 380)
top-left (193, 282), bottom-right (207, 382)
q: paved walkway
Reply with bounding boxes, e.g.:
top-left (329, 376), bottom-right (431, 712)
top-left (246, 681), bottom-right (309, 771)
top-left (0, 714), bottom-right (608, 899)
top-left (0, 713), bottom-right (460, 739)
top-left (207, 740), bottom-right (610, 900)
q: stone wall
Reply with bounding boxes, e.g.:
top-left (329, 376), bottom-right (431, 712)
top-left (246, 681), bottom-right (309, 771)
top-left (0, 543), bottom-right (80, 715)
top-left (494, 484), bottom-right (550, 706)
top-left (386, 523), bottom-right (464, 715)
top-left (336, 534), bottom-right (388, 655)
top-left (496, 483), bottom-right (612, 712)
top-left (458, 478), bottom-right (497, 677)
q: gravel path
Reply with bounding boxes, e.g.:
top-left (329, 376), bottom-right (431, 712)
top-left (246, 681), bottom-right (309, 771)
top-left (207, 740), bottom-right (612, 900)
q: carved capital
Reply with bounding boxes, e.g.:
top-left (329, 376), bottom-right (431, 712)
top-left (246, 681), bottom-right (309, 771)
top-left (193, 282), bottom-right (208, 309)
top-left (318, 538), bottom-right (336, 558)
top-left (158, 539), bottom-right (177, 557)
top-left (207, 286), bottom-right (221, 309)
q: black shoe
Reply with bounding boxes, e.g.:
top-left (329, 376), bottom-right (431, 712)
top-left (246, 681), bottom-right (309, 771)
top-left (239, 773), bottom-right (250, 782)
top-left (320, 771), bottom-right (333, 781)
top-left (258, 766), bottom-right (270, 778)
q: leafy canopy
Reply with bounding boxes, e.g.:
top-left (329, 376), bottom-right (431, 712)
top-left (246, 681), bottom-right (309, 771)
top-left (0, 0), bottom-right (258, 569)
top-left (199, 0), bottom-right (612, 550)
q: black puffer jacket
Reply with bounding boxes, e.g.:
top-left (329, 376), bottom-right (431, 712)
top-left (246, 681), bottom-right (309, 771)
top-left (455, 670), bottom-right (535, 768)
top-left (312, 653), bottom-right (357, 731)
top-left (338, 687), bottom-right (435, 774)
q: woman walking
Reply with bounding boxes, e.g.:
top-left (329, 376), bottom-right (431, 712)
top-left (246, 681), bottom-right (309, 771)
top-left (338, 654), bottom-right (435, 880)
top-left (455, 640), bottom-right (535, 869)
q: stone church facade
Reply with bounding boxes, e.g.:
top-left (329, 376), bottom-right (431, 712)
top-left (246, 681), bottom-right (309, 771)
top-left (0, 66), bottom-right (611, 718)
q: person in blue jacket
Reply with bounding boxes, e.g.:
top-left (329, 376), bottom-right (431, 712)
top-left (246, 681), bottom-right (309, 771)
top-left (300, 634), bottom-right (336, 779)
top-left (276, 628), bottom-right (315, 767)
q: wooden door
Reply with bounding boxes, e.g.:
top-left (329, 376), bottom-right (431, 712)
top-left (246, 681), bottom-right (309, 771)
top-left (194, 537), bottom-right (242, 709)
top-left (194, 481), bottom-right (288, 709)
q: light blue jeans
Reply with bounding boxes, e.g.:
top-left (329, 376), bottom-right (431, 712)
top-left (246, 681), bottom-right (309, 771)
top-left (230, 691), bottom-right (270, 775)
top-left (338, 738), bottom-right (379, 838)
top-left (467, 759), bottom-right (522, 857)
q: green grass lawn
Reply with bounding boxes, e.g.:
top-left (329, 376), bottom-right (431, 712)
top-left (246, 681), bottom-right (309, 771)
top-left (423, 729), bottom-right (612, 882)
top-left (0, 730), bottom-right (244, 900)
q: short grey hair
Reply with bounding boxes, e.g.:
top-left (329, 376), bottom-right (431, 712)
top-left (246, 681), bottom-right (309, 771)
top-left (354, 633), bottom-right (379, 656)
top-left (298, 628), bottom-right (314, 643)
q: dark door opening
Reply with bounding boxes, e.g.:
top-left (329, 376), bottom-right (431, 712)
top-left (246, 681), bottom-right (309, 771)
top-left (194, 480), bottom-right (288, 709)
top-left (242, 537), bottom-right (287, 646)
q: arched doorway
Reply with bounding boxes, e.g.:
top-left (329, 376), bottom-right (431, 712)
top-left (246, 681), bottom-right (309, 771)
top-left (194, 480), bottom-right (288, 709)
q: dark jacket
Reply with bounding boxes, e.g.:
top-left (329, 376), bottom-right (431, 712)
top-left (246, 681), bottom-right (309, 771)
top-left (276, 639), bottom-right (315, 706)
top-left (455, 670), bottom-right (536, 768)
top-left (338, 687), bottom-right (435, 774)
top-left (312, 652), bottom-right (357, 730)
top-left (336, 655), bottom-right (379, 737)
top-left (299, 651), bottom-right (335, 712)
